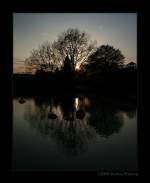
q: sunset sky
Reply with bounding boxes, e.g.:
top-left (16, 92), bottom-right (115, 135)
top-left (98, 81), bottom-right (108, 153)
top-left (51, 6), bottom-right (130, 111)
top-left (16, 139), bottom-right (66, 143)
top-left (13, 13), bottom-right (137, 73)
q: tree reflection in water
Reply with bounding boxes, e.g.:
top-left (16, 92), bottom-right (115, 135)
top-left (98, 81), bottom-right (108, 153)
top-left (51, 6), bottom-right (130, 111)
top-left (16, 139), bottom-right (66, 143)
top-left (23, 94), bottom-right (136, 155)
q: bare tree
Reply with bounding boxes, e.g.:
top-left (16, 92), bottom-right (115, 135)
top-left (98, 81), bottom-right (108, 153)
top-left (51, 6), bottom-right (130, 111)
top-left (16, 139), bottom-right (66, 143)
top-left (53, 28), bottom-right (97, 72)
top-left (25, 28), bottom-right (96, 73)
top-left (25, 41), bottom-right (62, 72)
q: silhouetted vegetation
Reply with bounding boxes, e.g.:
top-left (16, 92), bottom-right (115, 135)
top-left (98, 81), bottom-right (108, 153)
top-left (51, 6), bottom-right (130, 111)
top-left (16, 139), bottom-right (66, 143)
top-left (25, 28), bottom-right (96, 73)
top-left (14, 28), bottom-right (137, 99)
top-left (82, 45), bottom-right (125, 73)
top-left (13, 65), bottom-right (137, 98)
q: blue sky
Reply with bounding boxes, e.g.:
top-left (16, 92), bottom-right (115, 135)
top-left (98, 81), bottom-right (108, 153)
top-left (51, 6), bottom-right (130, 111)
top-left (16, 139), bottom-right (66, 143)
top-left (13, 13), bottom-right (137, 72)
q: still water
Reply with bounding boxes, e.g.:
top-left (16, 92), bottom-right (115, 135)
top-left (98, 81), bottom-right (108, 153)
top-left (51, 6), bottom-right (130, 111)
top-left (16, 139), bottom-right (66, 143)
top-left (12, 94), bottom-right (138, 171)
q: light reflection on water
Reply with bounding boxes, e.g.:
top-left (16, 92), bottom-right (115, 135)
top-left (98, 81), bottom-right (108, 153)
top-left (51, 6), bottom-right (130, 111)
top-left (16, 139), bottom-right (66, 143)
top-left (13, 95), bottom-right (138, 171)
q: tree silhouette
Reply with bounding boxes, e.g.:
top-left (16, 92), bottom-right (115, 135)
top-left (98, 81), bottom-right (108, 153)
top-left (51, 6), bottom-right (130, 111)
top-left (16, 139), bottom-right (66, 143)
top-left (25, 28), bottom-right (96, 73)
top-left (25, 41), bottom-right (61, 72)
top-left (83, 45), bottom-right (125, 74)
top-left (53, 28), bottom-right (96, 72)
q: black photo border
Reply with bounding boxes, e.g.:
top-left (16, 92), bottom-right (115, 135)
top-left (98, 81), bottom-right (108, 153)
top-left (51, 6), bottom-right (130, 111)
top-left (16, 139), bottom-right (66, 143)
top-left (0, 0), bottom-right (145, 178)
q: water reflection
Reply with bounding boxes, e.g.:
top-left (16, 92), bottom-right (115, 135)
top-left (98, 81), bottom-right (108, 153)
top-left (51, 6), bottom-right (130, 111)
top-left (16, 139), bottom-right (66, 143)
top-left (22, 94), bottom-right (136, 156)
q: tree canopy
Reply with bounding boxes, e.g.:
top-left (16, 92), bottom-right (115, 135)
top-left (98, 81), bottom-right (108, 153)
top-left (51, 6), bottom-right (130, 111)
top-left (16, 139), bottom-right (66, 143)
top-left (82, 45), bottom-right (125, 74)
top-left (25, 28), bottom-right (96, 73)
top-left (25, 28), bottom-right (132, 77)
top-left (25, 41), bottom-right (61, 72)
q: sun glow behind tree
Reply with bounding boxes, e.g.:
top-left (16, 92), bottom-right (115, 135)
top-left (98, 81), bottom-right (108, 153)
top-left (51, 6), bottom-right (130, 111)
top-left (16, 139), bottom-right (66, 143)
top-left (25, 28), bottom-right (97, 73)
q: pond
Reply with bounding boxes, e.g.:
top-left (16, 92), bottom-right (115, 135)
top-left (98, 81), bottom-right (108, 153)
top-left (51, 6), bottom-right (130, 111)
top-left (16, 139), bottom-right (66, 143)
top-left (12, 93), bottom-right (138, 171)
